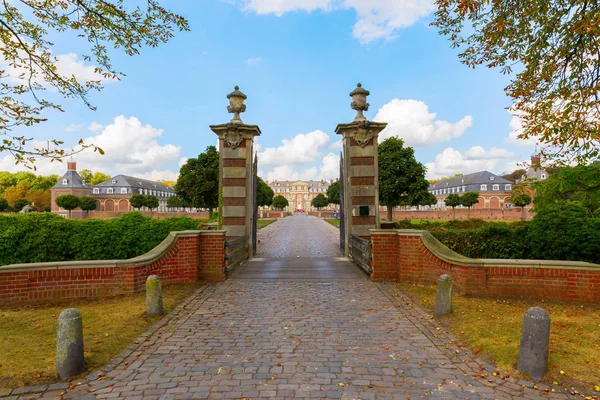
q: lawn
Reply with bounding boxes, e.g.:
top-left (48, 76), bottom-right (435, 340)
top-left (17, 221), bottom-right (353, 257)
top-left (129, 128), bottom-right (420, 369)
top-left (257, 218), bottom-right (276, 229)
top-left (325, 218), bottom-right (340, 228)
top-left (0, 282), bottom-right (203, 388)
top-left (398, 283), bottom-right (600, 394)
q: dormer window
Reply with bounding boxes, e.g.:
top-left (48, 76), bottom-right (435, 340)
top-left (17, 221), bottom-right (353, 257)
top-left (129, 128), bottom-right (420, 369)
top-left (492, 184), bottom-right (499, 191)
top-left (112, 179), bottom-right (117, 184)
top-left (505, 184), bottom-right (512, 190)
top-left (93, 188), bottom-right (99, 194)
top-left (541, 174), bottom-right (547, 179)
top-left (139, 189), bottom-right (143, 194)
top-left (121, 188), bottom-right (127, 194)
top-left (480, 184), bottom-right (488, 191)
top-left (62, 179), bottom-right (68, 185)
top-left (107, 188), bottom-right (113, 194)
top-left (490, 176), bottom-right (495, 181)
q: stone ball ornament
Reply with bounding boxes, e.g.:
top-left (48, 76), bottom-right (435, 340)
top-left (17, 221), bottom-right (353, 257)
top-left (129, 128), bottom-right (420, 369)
top-left (350, 83), bottom-right (370, 122)
top-left (227, 85), bottom-right (247, 123)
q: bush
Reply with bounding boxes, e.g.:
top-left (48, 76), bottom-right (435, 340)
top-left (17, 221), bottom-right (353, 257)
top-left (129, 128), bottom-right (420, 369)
top-left (526, 202), bottom-right (600, 264)
top-left (0, 212), bottom-right (201, 266)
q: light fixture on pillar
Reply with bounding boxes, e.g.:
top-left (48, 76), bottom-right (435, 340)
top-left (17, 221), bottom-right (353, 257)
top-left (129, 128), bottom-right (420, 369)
top-left (227, 85), bottom-right (247, 124)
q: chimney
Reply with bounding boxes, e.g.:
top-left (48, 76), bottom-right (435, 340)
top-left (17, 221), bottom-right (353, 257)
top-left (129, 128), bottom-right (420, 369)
top-left (67, 157), bottom-right (77, 171)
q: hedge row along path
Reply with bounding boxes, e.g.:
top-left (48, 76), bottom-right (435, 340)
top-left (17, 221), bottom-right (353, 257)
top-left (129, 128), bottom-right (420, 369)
top-left (1, 217), bottom-right (575, 399)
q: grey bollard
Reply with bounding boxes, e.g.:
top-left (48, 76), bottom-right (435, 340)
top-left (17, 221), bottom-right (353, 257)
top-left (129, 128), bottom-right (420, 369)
top-left (518, 307), bottom-right (550, 381)
top-left (434, 274), bottom-right (453, 317)
top-left (146, 275), bottom-right (164, 316)
top-left (56, 308), bottom-right (85, 380)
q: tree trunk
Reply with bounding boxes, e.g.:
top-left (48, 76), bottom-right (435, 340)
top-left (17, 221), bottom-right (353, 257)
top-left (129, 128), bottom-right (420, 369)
top-left (387, 203), bottom-right (393, 221)
top-left (452, 207), bottom-right (456, 220)
top-left (521, 206), bottom-right (525, 219)
top-left (467, 206), bottom-right (471, 219)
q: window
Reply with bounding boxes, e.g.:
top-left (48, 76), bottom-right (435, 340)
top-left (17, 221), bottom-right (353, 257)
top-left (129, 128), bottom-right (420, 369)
top-left (480, 184), bottom-right (488, 191)
top-left (62, 179), bottom-right (68, 185)
top-left (139, 189), bottom-right (143, 194)
top-left (541, 174), bottom-right (547, 179)
top-left (490, 176), bottom-right (495, 181)
top-left (505, 184), bottom-right (512, 190)
top-left (107, 188), bottom-right (114, 194)
top-left (93, 188), bottom-right (99, 194)
top-left (462, 186), bottom-right (466, 192)
top-left (112, 179), bottom-right (117, 184)
top-left (144, 189), bottom-right (148, 195)
top-left (492, 184), bottom-right (499, 191)
top-left (121, 188), bottom-right (127, 194)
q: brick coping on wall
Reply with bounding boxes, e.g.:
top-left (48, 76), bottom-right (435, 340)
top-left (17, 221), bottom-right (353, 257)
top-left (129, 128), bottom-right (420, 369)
top-left (370, 229), bottom-right (600, 304)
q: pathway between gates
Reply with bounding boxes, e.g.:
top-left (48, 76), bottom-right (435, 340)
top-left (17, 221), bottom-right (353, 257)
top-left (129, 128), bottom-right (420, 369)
top-left (58, 217), bottom-right (543, 399)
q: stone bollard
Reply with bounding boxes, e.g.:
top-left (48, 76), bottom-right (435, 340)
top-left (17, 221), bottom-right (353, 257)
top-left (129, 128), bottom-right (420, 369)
top-left (518, 307), bottom-right (550, 381)
top-left (434, 274), bottom-right (453, 317)
top-left (146, 275), bottom-right (164, 316)
top-left (56, 308), bottom-right (85, 380)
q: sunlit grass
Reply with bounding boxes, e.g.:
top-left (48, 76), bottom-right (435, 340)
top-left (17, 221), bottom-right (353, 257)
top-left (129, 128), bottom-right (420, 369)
top-left (324, 218), bottom-right (340, 228)
top-left (257, 219), bottom-right (276, 229)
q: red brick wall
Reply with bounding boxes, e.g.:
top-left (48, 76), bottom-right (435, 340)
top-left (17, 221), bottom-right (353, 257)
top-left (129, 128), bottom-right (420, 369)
top-left (87, 211), bottom-right (210, 220)
top-left (380, 208), bottom-right (534, 220)
top-left (0, 231), bottom-right (226, 306)
top-left (371, 230), bottom-right (600, 304)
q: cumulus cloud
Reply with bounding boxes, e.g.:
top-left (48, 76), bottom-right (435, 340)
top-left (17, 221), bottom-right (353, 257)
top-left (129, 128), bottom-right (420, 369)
top-left (259, 130), bottom-right (330, 167)
top-left (505, 111), bottom-right (539, 147)
top-left (64, 124), bottom-right (83, 132)
top-left (245, 57), bottom-right (262, 66)
top-left (425, 146), bottom-right (518, 180)
top-left (374, 99), bottom-right (473, 147)
top-left (88, 122), bottom-right (105, 133)
top-left (264, 153), bottom-right (339, 182)
top-left (0, 116), bottom-right (184, 180)
top-left (235, 0), bottom-right (434, 43)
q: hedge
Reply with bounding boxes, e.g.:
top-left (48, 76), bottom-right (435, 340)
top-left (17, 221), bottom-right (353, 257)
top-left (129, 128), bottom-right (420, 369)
top-left (0, 212), bottom-right (201, 266)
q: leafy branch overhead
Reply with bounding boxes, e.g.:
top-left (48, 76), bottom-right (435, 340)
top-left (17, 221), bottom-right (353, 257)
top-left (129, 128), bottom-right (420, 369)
top-left (0, 0), bottom-right (189, 166)
top-left (433, 0), bottom-right (600, 163)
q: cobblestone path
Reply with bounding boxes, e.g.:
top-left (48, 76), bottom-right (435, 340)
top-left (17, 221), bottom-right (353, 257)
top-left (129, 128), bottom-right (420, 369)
top-left (256, 215), bottom-right (341, 258)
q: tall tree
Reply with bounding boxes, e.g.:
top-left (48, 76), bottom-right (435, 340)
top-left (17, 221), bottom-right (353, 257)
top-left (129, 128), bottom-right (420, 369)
top-left (144, 195), bottom-right (159, 214)
top-left (130, 194), bottom-right (146, 210)
top-left (311, 193), bottom-right (329, 210)
top-left (444, 194), bottom-right (462, 219)
top-left (433, 0), bottom-right (600, 163)
top-left (257, 177), bottom-right (274, 207)
top-left (79, 196), bottom-right (98, 217)
top-left (166, 195), bottom-right (184, 209)
top-left (272, 195), bottom-right (289, 211)
top-left (379, 137), bottom-right (431, 221)
top-left (511, 193), bottom-right (532, 219)
top-left (55, 194), bottom-right (80, 218)
top-left (2, 180), bottom-right (31, 206)
top-left (0, 1), bottom-right (189, 167)
top-left (460, 191), bottom-right (480, 218)
top-left (91, 172), bottom-right (111, 186)
top-left (326, 181), bottom-right (340, 205)
top-left (176, 146), bottom-right (219, 213)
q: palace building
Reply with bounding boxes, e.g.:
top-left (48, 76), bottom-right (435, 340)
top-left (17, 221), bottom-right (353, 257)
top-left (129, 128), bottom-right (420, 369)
top-left (267, 179), bottom-right (338, 211)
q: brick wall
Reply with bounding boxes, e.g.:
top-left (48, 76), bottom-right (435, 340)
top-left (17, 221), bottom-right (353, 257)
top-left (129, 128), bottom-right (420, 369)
top-left (371, 230), bottom-right (600, 304)
top-left (87, 211), bottom-right (210, 220)
top-left (0, 231), bottom-right (226, 306)
top-left (380, 208), bottom-right (534, 220)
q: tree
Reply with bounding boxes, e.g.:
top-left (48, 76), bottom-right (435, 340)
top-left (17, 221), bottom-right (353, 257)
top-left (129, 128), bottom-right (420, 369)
top-left (511, 192), bottom-right (532, 219)
top-left (167, 195), bottom-right (184, 209)
top-left (460, 192), bottom-right (480, 218)
top-left (144, 195), bottom-right (159, 213)
top-left (79, 170), bottom-right (94, 185)
top-left (0, 198), bottom-right (8, 212)
top-left (257, 177), bottom-right (274, 207)
top-left (176, 146), bottom-right (219, 213)
top-left (272, 195), bottom-right (289, 210)
top-left (326, 181), bottom-right (340, 205)
top-left (444, 194), bottom-right (462, 219)
top-left (91, 172), bottom-right (111, 186)
top-left (502, 169), bottom-right (527, 183)
top-left (79, 196), bottom-right (98, 217)
top-left (55, 194), bottom-right (80, 218)
top-left (0, 1), bottom-right (189, 167)
top-left (130, 194), bottom-right (146, 210)
top-left (379, 137), bottom-right (431, 221)
top-left (13, 198), bottom-right (30, 212)
top-left (2, 180), bottom-right (31, 206)
top-left (311, 193), bottom-right (329, 210)
top-left (26, 189), bottom-right (52, 210)
top-left (433, 0), bottom-right (600, 163)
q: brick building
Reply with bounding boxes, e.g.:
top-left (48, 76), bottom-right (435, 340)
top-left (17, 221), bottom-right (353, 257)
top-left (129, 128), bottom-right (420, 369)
top-left (267, 179), bottom-right (338, 211)
top-left (51, 158), bottom-right (92, 218)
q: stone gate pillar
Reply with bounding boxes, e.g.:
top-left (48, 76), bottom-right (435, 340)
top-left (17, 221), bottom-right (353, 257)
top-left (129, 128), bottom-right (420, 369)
top-left (336, 83), bottom-right (387, 255)
top-left (210, 86), bottom-right (261, 256)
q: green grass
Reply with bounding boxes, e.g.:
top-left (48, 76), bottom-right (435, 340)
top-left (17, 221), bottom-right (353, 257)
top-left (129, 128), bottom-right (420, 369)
top-left (324, 218), bottom-right (340, 228)
top-left (257, 219), bottom-right (276, 229)
top-left (0, 282), bottom-right (203, 388)
top-left (398, 283), bottom-right (600, 393)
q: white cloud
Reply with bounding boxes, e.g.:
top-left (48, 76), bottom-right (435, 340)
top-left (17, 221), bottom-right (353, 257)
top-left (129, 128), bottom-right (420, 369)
top-left (88, 122), bottom-right (105, 133)
top-left (425, 146), bottom-right (518, 180)
top-left (264, 153), bottom-right (339, 182)
top-left (258, 129), bottom-right (330, 166)
top-left (245, 57), bottom-right (263, 66)
top-left (133, 169), bottom-right (179, 182)
top-left (0, 116), bottom-right (183, 181)
top-left (374, 99), bottom-right (473, 147)
top-left (236, 0), bottom-right (434, 43)
top-left (64, 124), bottom-right (83, 132)
top-left (505, 111), bottom-right (539, 147)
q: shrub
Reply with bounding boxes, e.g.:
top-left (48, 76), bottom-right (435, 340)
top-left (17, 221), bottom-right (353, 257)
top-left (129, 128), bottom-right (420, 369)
top-left (0, 212), bottom-right (201, 266)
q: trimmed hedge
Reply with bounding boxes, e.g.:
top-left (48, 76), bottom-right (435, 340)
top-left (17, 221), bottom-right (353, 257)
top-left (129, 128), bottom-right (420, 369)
top-left (0, 212), bottom-right (201, 266)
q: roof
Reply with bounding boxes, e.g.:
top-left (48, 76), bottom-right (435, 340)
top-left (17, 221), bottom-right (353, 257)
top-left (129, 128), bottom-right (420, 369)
top-left (53, 170), bottom-right (90, 189)
top-left (430, 171), bottom-right (512, 189)
top-left (94, 175), bottom-right (175, 192)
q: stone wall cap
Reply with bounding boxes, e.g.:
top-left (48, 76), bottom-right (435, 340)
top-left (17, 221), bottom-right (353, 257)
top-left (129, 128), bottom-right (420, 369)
top-left (369, 229), bottom-right (398, 235)
top-left (335, 121), bottom-right (388, 133)
top-left (0, 260), bottom-right (119, 272)
top-left (210, 123), bottom-right (262, 135)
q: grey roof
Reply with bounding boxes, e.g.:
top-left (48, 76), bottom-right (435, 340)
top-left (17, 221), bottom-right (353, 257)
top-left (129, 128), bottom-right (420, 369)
top-left (518, 167), bottom-right (549, 182)
top-left (95, 175), bottom-right (175, 192)
top-left (53, 170), bottom-right (90, 189)
top-left (430, 171), bottom-right (512, 190)
top-left (269, 180), bottom-right (332, 189)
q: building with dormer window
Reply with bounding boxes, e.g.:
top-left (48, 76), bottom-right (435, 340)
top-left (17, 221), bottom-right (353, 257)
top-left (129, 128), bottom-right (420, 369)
top-left (267, 179), bottom-right (337, 211)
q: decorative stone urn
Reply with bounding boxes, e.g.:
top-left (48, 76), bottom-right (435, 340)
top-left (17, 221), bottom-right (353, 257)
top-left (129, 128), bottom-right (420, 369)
top-left (350, 83), bottom-right (370, 122)
top-left (227, 86), bottom-right (247, 124)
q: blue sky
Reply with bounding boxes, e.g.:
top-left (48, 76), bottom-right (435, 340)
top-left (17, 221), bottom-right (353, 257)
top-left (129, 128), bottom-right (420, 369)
top-left (0, 0), bottom-right (537, 181)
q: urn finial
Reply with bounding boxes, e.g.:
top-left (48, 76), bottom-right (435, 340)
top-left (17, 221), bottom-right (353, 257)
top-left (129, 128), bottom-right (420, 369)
top-left (350, 82), bottom-right (370, 122)
top-left (227, 86), bottom-right (247, 124)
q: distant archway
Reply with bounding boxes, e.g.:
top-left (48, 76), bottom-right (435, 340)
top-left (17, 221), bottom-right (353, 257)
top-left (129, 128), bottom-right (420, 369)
top-left (119, 199), bottom-right (129, 212)
top-left (105, 199), bottom-right (114, 212)
top-left (489, 196), bottom-right (500, 209)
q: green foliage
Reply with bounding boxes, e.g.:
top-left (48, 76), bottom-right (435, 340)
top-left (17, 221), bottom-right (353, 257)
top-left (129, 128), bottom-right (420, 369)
top-left (532, 164), bottom-right (600, 215)
top-left (55, 194), bottom-right (80, 216)
top-left (166, 195), bottom-right (184, 208)
top-left (176, 146), bottom-right (219, 211)
top-left (90, 172), bottom-right (111, 186)
top-left (326, 181), bottom-right (340, 205)
top-left (526, 202), bottom-right (600, 264)
top-left (379, 137), bottom-right (430, 208)
top-left (79, 196), bottom-right (97, 213)
top-left (13, 199), bottom-right (31, 211)
top-left (444, 194), bottom-right (461, 208)
top-left (502, 169), bottom-right (526, 183)
top-left (145, 195), bottom-right (159, 211)
top-left (311, 193), bottom-right (329, 210)
top-left (0, 212), bottom-right (201, 266)
top-left (272, 195), bottom-right (289, 210)
top-left (0, 1), bottom-right (189, 166)
top-left (0, 198), bottom-right (8, 212)
top-left (511, 193), bottom-right (532, 208)
top-left (257, 177), bottom-right (274, 207)
top-left (130, 194), bottom-right (146, 210)
top-left (460, 192), bottom-right (480, 208)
